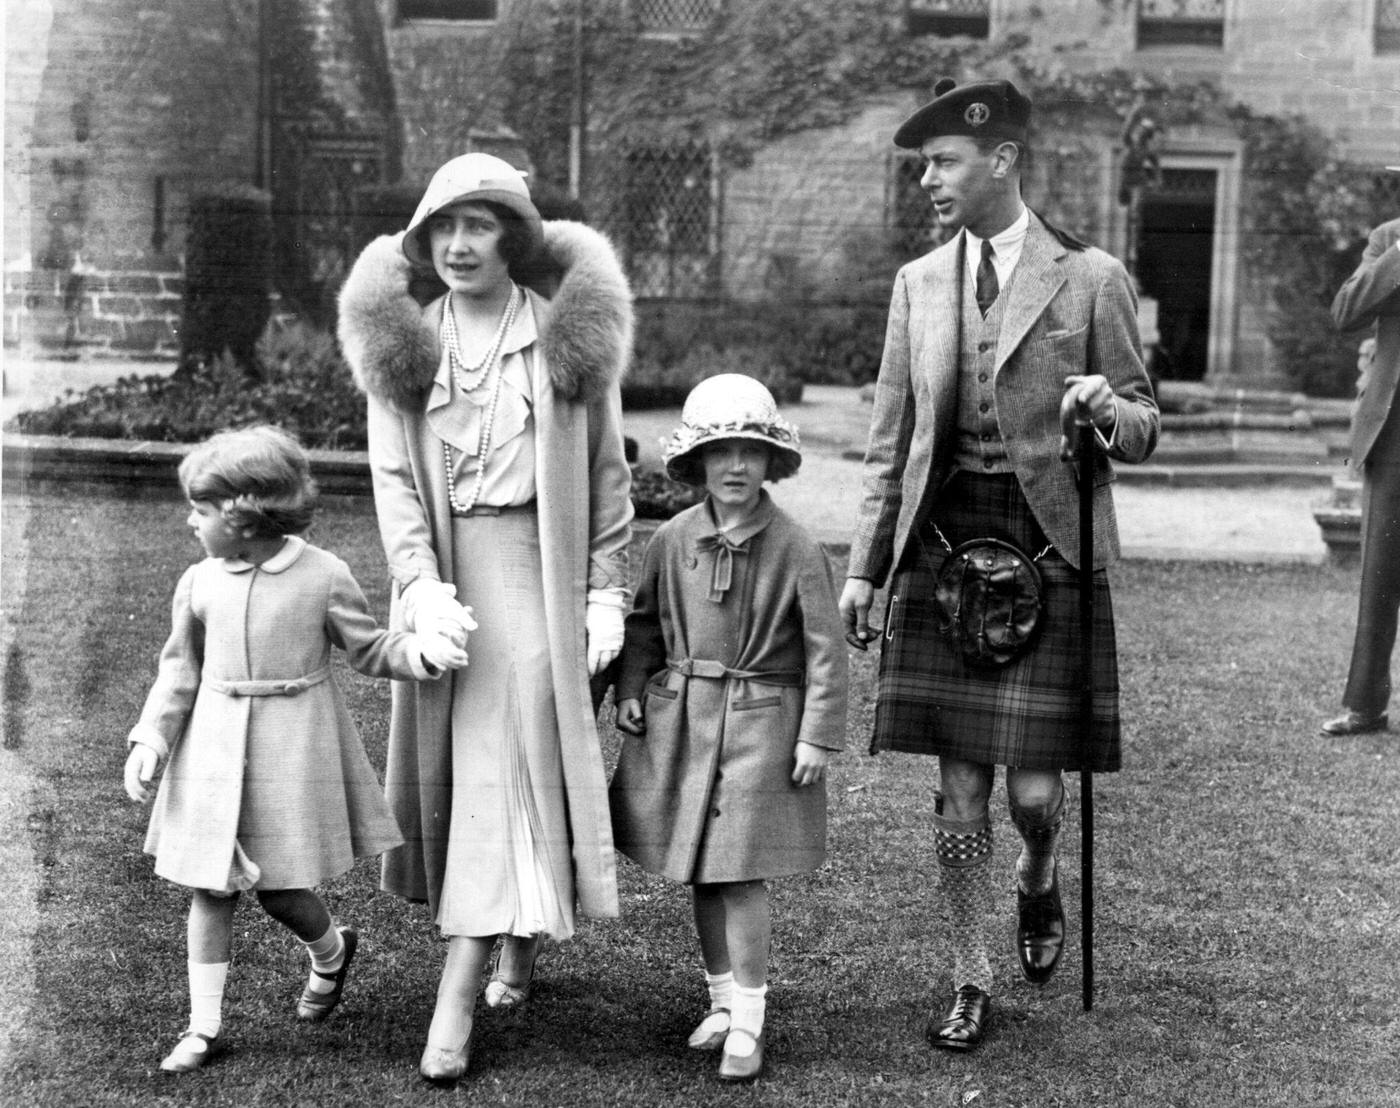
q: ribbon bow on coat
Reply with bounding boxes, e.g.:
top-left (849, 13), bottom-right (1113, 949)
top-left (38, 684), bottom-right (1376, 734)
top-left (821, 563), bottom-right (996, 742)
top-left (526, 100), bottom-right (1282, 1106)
top-left (696, 532), bottom-right (750, 603)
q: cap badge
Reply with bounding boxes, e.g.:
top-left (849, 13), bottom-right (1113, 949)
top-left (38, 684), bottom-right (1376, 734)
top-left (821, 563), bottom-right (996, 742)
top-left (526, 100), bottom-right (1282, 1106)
top-left (965, 102), bottom-right (991, 127)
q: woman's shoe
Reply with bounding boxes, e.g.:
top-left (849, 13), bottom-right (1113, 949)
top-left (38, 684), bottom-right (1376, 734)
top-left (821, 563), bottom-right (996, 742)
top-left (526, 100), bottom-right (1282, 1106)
top-left (483, 935), bottom-right (540, 1009)
top-left (717, 1029), bottom-right (764, 1082)
top-left (296, 926), bottom-right (358, 1021)
top-left (159, 1030), bottom-right (223, 1073)
top-left (687, 1008), bottom-right (731, 1051)
top-left (419, 1038), bottom-right (471, 1084)
top-left (1320, 710), bottom-right (1388, 736)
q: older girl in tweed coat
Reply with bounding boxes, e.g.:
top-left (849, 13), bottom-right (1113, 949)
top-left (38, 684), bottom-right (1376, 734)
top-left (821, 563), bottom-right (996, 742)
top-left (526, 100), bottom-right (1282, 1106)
top-left (123, 425), bottom-right (469, 1074)
top-left (611, 374), bottom-right (848, 1082)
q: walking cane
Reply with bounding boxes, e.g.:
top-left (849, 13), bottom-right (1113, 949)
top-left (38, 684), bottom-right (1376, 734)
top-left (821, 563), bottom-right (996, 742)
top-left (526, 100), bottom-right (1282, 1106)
top-left (1060, 391), bottom-right (1096, 1013)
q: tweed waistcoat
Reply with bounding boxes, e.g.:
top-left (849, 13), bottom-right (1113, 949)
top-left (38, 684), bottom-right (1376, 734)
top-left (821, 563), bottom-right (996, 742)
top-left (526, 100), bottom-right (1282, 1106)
top-left (953, 265), bottom-right (1016, 475)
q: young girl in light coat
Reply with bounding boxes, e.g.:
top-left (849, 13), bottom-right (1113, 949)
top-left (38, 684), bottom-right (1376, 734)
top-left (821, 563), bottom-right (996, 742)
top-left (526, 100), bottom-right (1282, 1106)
top-left (123, 425), bottom-right (470, 1073)
top-left (611, 374), bottom-right (848, 1082)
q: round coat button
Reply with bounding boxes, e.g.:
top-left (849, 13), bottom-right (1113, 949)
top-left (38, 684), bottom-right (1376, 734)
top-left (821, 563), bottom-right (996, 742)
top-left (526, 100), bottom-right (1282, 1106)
top-left (283, 683), bottom-right (301, 696)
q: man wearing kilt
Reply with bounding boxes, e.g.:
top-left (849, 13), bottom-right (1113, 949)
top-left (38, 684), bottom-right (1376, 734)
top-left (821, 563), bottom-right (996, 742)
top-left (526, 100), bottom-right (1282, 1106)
top-left (840, 78), bottom-right (1159, 1051)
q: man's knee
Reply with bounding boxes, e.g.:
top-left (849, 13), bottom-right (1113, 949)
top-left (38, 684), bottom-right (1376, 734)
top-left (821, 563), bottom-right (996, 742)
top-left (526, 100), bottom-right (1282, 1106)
top-left (1006, 770), bottom-right (1064, 824)
top-left (938, 760), bottom-right (994, 820)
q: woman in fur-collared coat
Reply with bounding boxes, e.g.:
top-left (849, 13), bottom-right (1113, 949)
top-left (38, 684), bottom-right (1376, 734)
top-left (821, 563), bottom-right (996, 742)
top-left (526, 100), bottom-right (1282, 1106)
top-left (337, 153), bottom-right (633, 1082)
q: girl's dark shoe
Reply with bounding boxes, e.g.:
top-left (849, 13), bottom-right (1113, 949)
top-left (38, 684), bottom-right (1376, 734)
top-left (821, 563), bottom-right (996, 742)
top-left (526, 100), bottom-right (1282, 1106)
top-left (927, 985), bottom-right (991, 1051)
top-left (296, 926), bottom-right (358, 1021)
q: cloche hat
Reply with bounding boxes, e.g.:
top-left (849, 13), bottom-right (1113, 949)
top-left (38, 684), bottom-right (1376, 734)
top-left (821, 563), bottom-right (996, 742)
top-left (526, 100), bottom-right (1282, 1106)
top-left (662, 373), bottom-right (802, 486)
top-left (402, 152), bottom-right (545, 267)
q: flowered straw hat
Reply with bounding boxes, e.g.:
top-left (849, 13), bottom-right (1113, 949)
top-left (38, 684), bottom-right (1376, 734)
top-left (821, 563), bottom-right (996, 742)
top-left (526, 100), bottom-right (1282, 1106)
top-left (402, 152), bottom-right (544, 267)
top-left (662, 373), bottom-right (802, 486)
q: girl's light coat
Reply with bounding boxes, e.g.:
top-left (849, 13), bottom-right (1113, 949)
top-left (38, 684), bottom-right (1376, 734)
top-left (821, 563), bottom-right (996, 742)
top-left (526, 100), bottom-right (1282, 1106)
top-left (130, 539), bottom-right (418, 892)
top-left (337, 221), bottom-right (634, 920)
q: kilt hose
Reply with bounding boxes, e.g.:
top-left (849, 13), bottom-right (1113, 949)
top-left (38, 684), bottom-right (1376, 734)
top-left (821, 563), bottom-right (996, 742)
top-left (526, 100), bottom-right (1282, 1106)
top-left (872, 471), bottom-right (1122, 772)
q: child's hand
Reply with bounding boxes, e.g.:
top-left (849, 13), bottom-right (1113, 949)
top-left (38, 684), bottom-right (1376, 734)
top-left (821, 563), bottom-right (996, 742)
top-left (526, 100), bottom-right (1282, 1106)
top-left (420, 632), bottom-right (470, 673)
top-left (791, 741), bottom-right (829, 787)
top-left (124, 743), bottom-right (160, 803)
top-left (616, 698), bottom-right (646, 735)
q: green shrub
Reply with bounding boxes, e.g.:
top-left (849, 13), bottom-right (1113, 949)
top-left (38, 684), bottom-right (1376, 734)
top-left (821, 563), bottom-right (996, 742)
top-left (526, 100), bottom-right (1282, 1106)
top-left (180, 184), bottom-right (273, 372)
top-left (629, 462), bottom-right (704, 519)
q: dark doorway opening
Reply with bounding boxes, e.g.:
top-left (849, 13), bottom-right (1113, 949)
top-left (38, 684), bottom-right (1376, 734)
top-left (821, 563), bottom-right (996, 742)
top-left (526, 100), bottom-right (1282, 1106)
top-left (1136, 168), bottom-right (1216, 381)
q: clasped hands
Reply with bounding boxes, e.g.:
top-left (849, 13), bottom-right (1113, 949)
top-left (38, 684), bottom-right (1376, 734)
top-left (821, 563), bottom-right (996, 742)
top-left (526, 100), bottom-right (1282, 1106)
top-left (403, 579), bottom-right (476, 672)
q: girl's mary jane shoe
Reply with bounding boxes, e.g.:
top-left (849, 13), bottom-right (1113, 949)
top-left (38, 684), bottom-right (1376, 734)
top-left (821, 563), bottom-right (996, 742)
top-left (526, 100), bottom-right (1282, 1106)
top-left (687, 1008), bottom-right (731, 1051)
top-left (419, 1039), bottom-right (471, 1085)
top-left (159, 1030), bottom-right (223, 1074)
top-left (717, 1029), bottom-right (764, 1082)
top-left (297, 926), bottom-right (358, 1021)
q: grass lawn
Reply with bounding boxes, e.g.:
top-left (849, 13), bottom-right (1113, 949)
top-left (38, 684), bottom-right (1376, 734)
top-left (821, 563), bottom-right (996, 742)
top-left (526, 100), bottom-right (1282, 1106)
top-left (2, 483), bottom-right (1397, 1107)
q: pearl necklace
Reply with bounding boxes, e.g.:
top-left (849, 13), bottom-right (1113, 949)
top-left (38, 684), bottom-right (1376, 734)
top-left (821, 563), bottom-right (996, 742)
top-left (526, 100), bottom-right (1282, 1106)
top-left (441, 285), bottom-right (520, 394)
top-left (441, 287), bottom-right (520, 515)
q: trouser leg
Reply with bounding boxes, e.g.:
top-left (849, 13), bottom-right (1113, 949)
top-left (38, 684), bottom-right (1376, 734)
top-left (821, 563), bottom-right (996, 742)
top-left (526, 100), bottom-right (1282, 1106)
top-left (1344, 463), bottom-right (1400, 715)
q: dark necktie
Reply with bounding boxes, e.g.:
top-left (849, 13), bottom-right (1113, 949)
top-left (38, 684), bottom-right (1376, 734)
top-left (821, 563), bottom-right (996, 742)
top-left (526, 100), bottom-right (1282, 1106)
top-left (976, 238), bottom-right (999, 316)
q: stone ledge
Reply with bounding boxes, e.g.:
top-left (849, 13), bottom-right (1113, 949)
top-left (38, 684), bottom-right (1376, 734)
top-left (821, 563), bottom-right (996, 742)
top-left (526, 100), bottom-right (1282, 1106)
top-left (1312, 474), bottom-right (1361, 566)
top-left (1117, 463), bottom-right (1335, 486)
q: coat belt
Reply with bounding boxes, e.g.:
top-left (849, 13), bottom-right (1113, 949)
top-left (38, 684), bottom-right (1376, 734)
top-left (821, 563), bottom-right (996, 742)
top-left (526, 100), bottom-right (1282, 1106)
top-left (666, 658), bottom-right (804, 686)
top-left (206, 666), bottom-right (332, 698)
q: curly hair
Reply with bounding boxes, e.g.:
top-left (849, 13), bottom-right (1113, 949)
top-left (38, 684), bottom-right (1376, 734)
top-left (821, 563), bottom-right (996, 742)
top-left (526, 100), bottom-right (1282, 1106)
top-left (179, 425), bottom-right (317, 538)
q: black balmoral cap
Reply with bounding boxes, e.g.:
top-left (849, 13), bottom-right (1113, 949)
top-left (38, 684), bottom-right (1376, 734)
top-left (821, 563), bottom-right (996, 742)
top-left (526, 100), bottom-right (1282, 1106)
top-left (893, 77), bottom-right (1032, 149)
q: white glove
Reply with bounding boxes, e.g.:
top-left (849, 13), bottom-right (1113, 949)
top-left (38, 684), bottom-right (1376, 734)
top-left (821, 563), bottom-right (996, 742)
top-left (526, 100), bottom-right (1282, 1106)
top-left (402, 578), bottom-right (478, 647)
top-left (417, 631), bottom-right (470, 673)
top-left (585, 588), bottom-right (627, 676)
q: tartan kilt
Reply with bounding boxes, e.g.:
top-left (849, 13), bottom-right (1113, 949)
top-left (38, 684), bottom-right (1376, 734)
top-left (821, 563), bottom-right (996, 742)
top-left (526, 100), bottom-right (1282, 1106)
top-left (871, 471), bottom-right (1122, 772)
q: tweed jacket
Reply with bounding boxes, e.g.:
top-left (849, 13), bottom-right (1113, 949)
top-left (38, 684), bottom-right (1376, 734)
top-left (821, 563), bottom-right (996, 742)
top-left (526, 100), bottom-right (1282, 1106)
top-left (1333, 217), bottom-right (1400, 470)
top-left (611, 494), bottom-right (848, 883)
top-left (337, 220), bottom-right (634, 920)
top-left (129, 539), bottom-right (416, 893)
top-left (848, 212), bottom-right (1159, 580)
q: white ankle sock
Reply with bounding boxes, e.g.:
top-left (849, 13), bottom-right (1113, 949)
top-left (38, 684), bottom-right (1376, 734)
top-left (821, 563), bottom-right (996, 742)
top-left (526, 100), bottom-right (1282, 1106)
top-left (705, 970), bottom-right (734, 1012)
top-left (188, 961), bottom-right (229, 1039)
top-left (303, 924), bottom-right (344, 994)
top-left (728, 982), bottom-right (767, 1042)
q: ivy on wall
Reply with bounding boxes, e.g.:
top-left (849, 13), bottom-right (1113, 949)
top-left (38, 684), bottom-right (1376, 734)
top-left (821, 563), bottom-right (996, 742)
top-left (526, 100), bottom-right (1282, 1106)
top-left (391, 0), bottom-right (1392, 394)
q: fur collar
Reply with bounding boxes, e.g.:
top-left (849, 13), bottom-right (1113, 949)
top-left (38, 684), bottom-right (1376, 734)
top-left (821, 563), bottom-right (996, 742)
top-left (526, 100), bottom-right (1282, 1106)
top-left (338, 220), bottom-right (633, 412)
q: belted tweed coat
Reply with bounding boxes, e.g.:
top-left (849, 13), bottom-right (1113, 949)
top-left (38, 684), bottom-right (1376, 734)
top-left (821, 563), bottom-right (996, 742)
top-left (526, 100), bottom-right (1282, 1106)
top-left (129, 539), bottom-right (418, 893)
top-left (610, 495), bottom-right (848, 884)
top-left (337, 220), bottom-right (634, 921)
top-left (848, 211), bottom-right (1159, 581)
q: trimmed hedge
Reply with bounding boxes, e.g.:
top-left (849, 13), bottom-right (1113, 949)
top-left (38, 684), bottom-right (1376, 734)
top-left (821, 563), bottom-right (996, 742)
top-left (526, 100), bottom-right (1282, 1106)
top-left (180, 184), bottom-right (274, 371)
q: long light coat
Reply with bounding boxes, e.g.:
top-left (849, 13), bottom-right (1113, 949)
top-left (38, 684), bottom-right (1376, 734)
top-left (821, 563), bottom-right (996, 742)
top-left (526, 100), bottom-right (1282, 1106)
top-left (130, 539), bottom-right (417, 892)
top-left (611, 495), bottom-right (848, 884)
top-left (337, 221), bottom-right (634, 920)
top-left (1334, 216), bottom-right (1400, 470)
top-left (849, 211), bottom-right (1159, 581)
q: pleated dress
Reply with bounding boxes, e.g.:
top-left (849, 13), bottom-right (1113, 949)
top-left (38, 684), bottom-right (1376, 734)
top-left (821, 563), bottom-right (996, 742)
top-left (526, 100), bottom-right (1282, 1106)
top-left (430, 339), bottom-right (572, 940)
